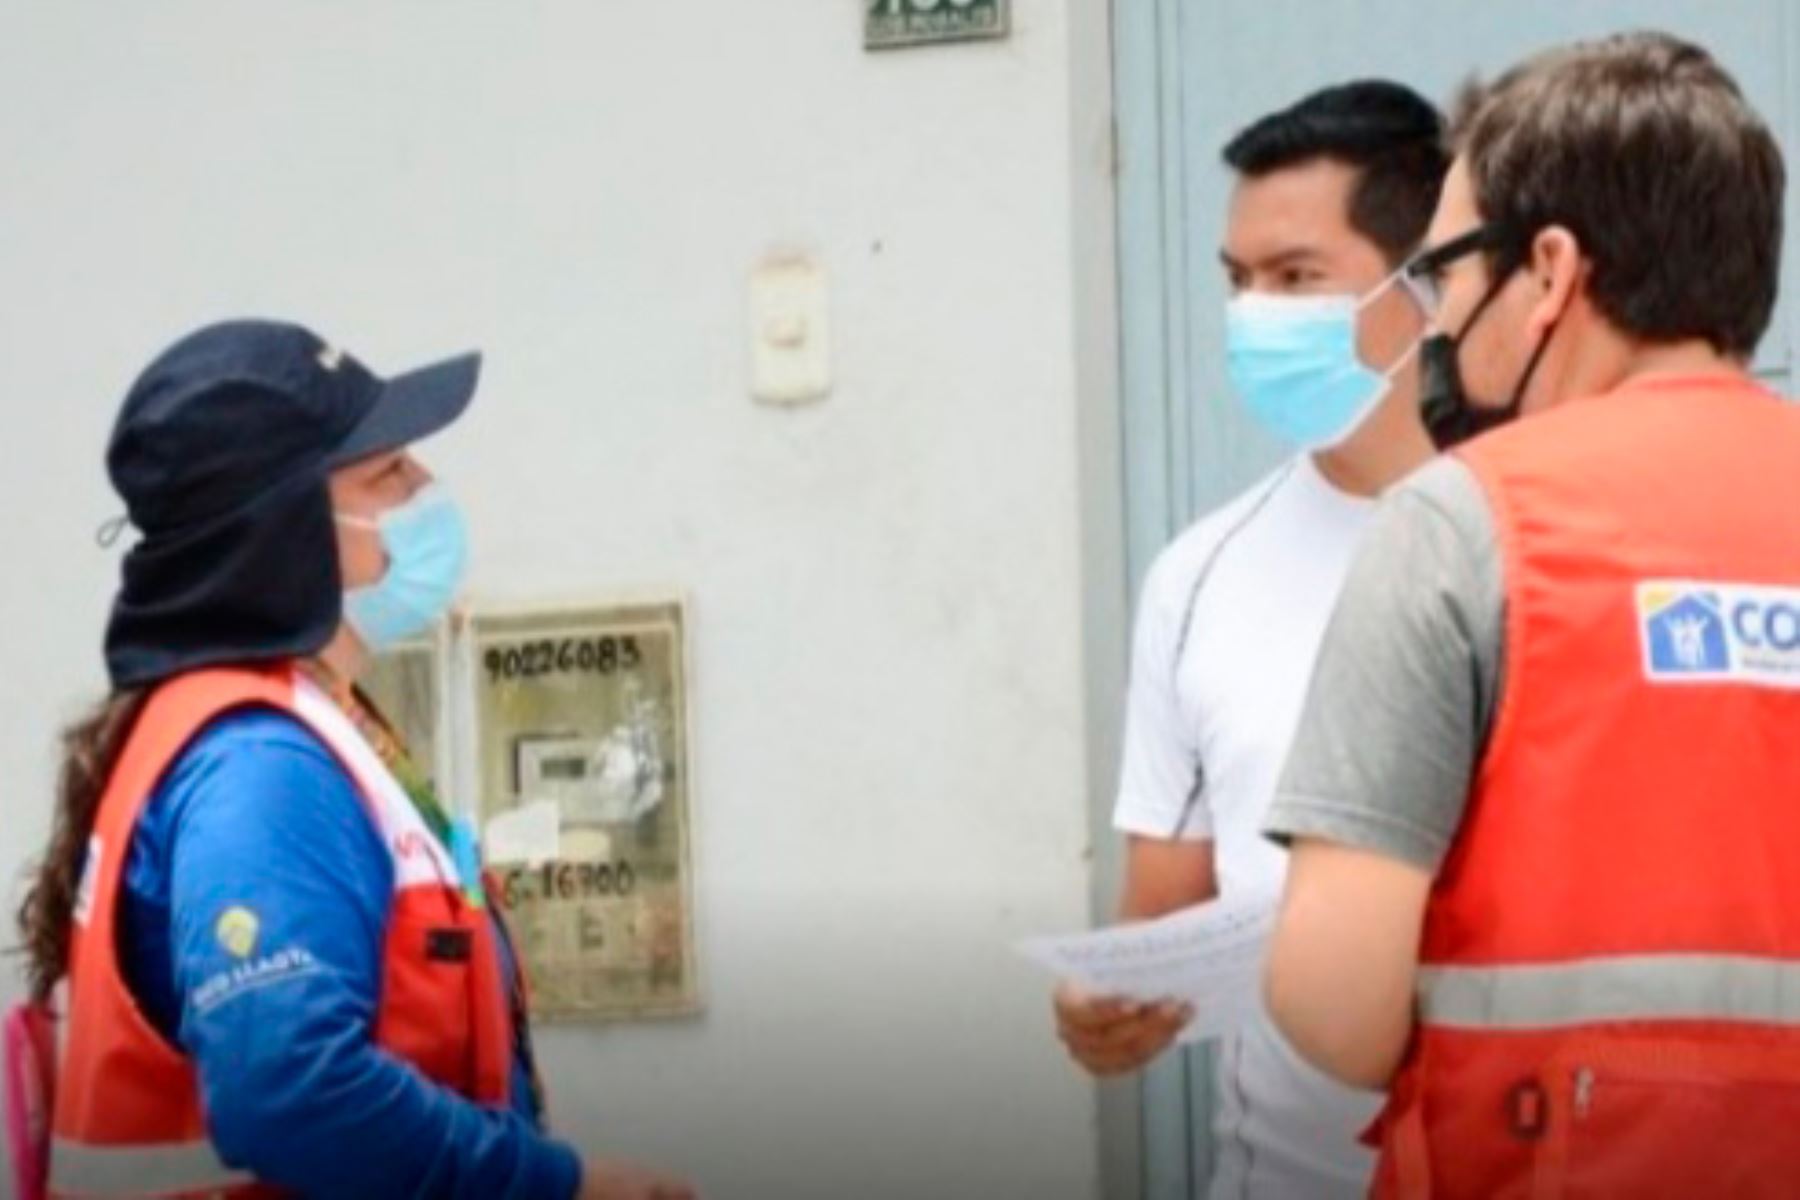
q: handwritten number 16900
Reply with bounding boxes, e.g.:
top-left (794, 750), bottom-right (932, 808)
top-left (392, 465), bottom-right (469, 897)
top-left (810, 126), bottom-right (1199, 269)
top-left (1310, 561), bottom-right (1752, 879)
top-left (485, 636), bottom-right (643, 683)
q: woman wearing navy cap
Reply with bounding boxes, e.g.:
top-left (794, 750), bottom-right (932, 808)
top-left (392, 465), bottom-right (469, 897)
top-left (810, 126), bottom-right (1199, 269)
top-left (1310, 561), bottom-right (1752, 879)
top-left (12, 320), bottom-right (694, 1200)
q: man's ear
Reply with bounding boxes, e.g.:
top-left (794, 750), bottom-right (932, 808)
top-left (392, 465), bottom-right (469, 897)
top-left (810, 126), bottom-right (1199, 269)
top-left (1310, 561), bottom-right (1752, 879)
top-left (1524, 225), bottom-right (1584, 339)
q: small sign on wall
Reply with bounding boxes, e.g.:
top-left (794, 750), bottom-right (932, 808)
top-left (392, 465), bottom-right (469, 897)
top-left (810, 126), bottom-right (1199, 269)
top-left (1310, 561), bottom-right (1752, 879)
top-left (865, 0), bottom-right (1008, 50)
top-left (472, 599), bottom-right (696, 1021)
top-left (362, 598), bottom-right (698, 1024)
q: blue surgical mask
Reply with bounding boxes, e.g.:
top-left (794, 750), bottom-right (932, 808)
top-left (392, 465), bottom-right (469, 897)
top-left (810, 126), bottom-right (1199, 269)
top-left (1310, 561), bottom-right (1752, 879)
top-left (335, 483), bottom-right (468, 652)
top-left (1225, 271), bottom-right (1421, 450)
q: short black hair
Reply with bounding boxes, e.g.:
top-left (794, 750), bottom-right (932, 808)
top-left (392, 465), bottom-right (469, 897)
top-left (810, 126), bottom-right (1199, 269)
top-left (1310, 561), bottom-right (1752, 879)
top-left (1222, 80), bottom-right (1449, 265)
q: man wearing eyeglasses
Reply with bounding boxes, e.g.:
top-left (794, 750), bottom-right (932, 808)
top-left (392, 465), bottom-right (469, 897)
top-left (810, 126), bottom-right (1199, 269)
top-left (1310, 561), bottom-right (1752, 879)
top-left (1263, 32), bottom-right (1800, 1198)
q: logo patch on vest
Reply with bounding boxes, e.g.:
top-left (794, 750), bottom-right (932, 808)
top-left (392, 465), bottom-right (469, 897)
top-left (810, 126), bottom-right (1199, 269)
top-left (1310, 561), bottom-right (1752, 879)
top-left (1639, 581), bottom-right (1800, 687)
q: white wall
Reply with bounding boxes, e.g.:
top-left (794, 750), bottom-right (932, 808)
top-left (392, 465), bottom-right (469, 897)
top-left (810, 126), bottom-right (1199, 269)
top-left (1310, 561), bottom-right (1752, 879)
top-left (0, 3), bottom-right (1123, 1198)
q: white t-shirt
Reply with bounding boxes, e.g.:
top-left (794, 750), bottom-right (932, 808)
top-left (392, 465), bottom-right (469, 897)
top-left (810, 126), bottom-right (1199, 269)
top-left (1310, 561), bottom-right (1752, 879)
top-left (1113, 455), bottom-right (1383, 1200)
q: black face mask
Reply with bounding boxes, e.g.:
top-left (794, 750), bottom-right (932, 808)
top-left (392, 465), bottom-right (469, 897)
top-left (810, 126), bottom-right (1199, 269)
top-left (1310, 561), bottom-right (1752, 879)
top-left (1419, 266), bottom-right (1558, 451)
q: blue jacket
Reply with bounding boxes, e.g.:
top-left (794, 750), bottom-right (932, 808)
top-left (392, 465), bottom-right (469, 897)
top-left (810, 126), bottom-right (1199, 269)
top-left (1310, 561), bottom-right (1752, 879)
top-left (116, 708), bottom-right (582, 1199)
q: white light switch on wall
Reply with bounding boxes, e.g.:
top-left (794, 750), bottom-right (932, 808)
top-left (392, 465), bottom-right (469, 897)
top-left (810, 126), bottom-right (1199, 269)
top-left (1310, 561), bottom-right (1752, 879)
top-left (750, 254), bottom-right (831, 405)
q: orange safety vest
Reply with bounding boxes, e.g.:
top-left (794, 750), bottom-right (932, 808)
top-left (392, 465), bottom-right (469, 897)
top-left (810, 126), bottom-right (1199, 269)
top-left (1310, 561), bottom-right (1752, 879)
top-left (48, 665), bottom-right (516, 1199)
top-left (1370, 374), bottom-right (1800, 1198)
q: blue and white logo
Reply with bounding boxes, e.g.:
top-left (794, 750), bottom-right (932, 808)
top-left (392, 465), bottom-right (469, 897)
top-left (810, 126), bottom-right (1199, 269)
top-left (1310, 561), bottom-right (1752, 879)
top-left (1641, 588), bottom-right (1729, 674)
top-left (1639, 581), bottom-right (1800, 688)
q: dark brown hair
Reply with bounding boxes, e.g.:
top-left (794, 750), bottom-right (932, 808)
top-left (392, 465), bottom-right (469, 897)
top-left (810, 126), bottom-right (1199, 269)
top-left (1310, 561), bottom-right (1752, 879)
top-left (17, 690), bottom-right (148, 1003)
top-left (1454, 31), bottom-right (1783, 358)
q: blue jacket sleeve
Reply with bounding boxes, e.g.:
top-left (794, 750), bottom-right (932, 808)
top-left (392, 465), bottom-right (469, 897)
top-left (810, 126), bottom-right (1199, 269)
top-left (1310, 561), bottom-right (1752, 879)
top-left (162, 714), bottom-right (582, 1200)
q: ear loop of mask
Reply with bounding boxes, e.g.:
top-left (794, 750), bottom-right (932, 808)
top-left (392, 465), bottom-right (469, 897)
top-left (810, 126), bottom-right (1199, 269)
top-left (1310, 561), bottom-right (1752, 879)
top-left (1488, 315), bottom-right (1557, 428)
top-left (1422, 256), bottom-right (1557, 447)
top-left (1358, 265), bottom-right (1428, 381)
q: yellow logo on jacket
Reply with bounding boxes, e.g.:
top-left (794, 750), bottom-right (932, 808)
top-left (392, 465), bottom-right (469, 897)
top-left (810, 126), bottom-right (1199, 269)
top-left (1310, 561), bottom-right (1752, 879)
top-left (215, 907), bottom-right (261, 960)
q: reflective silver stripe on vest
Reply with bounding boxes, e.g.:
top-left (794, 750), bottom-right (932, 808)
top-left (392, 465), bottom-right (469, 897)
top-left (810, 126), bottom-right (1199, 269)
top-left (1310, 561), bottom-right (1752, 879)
top-left (48, 1136), bottom-right (252, 1197)
top-left (1419, 955), bottom-right (1800, 1031)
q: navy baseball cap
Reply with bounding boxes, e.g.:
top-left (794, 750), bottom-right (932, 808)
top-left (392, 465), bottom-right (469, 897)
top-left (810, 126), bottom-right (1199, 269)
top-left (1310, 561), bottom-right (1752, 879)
top-left (102, 319), bottom-right (480, 688)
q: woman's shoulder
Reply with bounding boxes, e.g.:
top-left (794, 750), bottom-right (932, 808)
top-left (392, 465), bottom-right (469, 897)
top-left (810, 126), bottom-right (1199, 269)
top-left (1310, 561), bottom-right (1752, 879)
top-left (184, 704), bottom-right (334, 759)
top-left (151, 705), bottom-right (381, 852)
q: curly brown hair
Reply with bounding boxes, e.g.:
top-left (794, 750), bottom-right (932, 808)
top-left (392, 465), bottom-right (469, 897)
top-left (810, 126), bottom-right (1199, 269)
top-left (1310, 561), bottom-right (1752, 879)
top-left (16, 690), bottom-right (148, 1003)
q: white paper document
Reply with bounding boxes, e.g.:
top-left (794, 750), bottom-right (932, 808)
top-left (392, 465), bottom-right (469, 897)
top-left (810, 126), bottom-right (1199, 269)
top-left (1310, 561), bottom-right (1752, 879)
top-left (1016, 890), bottom-right (1279, 1043)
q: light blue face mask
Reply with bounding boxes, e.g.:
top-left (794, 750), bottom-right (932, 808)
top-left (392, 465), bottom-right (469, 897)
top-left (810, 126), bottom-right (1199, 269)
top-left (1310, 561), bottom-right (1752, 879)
top-left (336, 483), bottom-right (468, 652)
top-left (1224, 271), bottom-right (1421, 451)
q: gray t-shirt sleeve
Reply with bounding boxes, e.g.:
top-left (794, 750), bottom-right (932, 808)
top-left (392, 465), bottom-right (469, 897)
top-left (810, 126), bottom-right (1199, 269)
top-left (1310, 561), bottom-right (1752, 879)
top-left (1263, 456), bottom-right (1506, 872)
